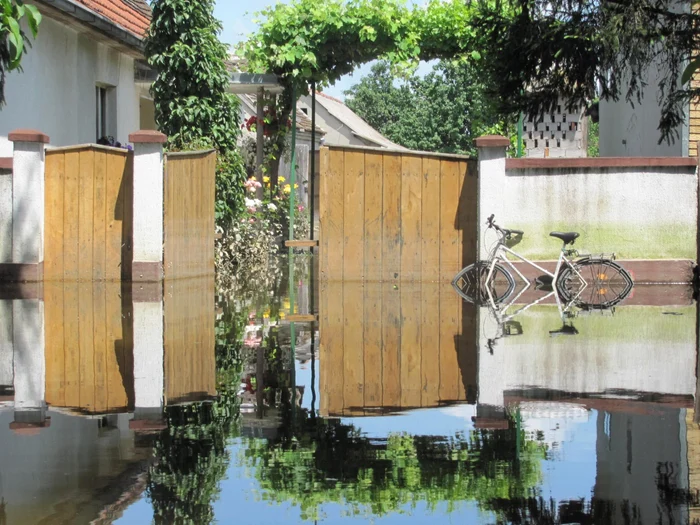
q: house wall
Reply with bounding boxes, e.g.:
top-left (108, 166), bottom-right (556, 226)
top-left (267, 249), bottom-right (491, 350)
top-left (478, 145), bottom-right (698, 261)
top-left (0, 16), bottom-right (141, 156)
top-left (600, 61), bottom-right (686, 157)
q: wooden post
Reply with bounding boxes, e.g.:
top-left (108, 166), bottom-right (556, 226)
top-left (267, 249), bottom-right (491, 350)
top-left (256, 87), bottom-right (265, 200)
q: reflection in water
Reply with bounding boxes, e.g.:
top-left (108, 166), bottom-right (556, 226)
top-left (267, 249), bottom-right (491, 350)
top-left (1, 256), bottom-right (700, 523)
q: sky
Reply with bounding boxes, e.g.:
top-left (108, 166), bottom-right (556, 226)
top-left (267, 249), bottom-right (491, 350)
top-left (213, 0), bottom-right (427, 100)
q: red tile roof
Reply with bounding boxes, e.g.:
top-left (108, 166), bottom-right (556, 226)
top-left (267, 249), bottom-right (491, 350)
top-left (74, 0), bottom-right (151, 38)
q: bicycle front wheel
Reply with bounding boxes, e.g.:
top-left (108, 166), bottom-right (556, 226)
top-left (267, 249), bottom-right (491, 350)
top-left (452, 261), bottom-right (516, 304)
top-left (557, 258), bottom-right (633, 308)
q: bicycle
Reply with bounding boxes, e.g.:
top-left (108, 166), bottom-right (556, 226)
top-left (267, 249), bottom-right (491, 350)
top-left (452, 214), bottom-right (634, 309)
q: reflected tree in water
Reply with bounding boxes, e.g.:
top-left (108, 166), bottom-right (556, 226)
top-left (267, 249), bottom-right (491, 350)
top-left (242, 411), bottom-right (548, 521)
top-left (146, 308), bottom-right (245, 525)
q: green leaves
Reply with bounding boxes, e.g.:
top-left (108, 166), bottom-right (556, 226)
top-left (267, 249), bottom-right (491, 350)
top-left (146, 0), bottom-right (246, 227)
top-left (0, 0), bottom-right (42, 104)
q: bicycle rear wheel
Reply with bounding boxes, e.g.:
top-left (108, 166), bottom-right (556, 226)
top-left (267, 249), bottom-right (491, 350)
top-left (452, 261), bottom-right (516, 304)
top-left (557, 258), bottom-right (633, 308)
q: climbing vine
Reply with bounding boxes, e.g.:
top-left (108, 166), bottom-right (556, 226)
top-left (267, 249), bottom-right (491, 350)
top-left (239, 0), bottom-right (503, 187)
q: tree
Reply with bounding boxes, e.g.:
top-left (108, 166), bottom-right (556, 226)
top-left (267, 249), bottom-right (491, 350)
top-left (1, 0), bottom-right (41, 105)
top-left (345, 60), bottom-right (511, 155)
top-left (475, 0), bottom-right (700, 144)
top-left (145, 0), bottom-right (246, 226)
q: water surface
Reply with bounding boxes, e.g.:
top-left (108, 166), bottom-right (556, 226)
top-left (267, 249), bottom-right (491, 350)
top-left (0, 256), bottom-right (698, 524)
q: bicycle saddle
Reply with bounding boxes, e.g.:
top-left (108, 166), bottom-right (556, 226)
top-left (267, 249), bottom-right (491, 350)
top-left (549, 231), bottom-right (580, 245)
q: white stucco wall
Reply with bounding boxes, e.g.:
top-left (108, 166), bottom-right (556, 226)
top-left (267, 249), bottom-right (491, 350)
top-left (478, 145), bottom-right (698, 260)
top-left (477, 305), bottom-right (697, 409)
top-left (600, 61), bottom-right (686, 157)
top-left (0, 16), bottom-right (141, 156)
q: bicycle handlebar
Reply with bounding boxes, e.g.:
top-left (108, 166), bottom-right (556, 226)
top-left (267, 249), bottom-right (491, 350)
top-left (486, 214), bottom-right (523, 238)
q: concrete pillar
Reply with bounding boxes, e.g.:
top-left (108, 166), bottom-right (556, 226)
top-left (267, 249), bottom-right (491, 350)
top-left (0, 158), bottom-right (12, 264)
top-left (0, 300), bottom-right (13, 394)
top-left (475, 135), bottom-right (509, 260)
top-left (11, 298), bottom-right (49, 433)
top-left (130, 289), bottom-right (166, 432)
top-left (8, 130), bottom-right (49, 275)
top-left (129, 130), bottom-right (166, 281)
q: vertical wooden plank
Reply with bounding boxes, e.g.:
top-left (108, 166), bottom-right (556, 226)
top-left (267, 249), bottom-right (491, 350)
top-left (93, 283), bottom-right (107, 412)
top-left (107, 281), bottom-right (130, 410)
top-left (63, 283), bottom-right (80, 407)
top-left (421, 157), bottom-right (441, 282)
top-left (78, 149), bottom-right (95, 280)
top-left (343, 282), bottom-right (364, 412)
top-left (44, 152), bottom-right (65, 280)
top-left (400, 283), bottom-right (421, 408)
top-left (457, 299), bottom-right (478, 404)
top-left (343, 150), bottom-right (364, 281)
top-left (439, 160), bottom-right (461, 281)
top-left (105, 153), bottom-right (126, 281)
top-left (363, 285), bottom-right (382, 409)
top-left (382, 154), bottom-right (402, 282)
top-left (439, 282), bottom-right (460, 402)
top-left (121, 152), bottom-right (134, 280)
top-left (63, 151), bottom-right (80, 280)
top-left (326, 149), bottom-right (345, 281)
top-left (400, 155), bottom-right (422, 281)
top-left (319, 147), bottom-right (331, 281)
top-left (320, 281), bottom-right (343, 416)
top-left (460, 160), bottom-right (478, 270)
top-left (44, 283), bottom-right (65, 407)
top-left (93, 152), bottom-right (107, 281)
top-left (364, 152), bottom-right (383, 282)
top-left (421, 282), bottom-right (441, 407)
top-left (78, 283), bottom-right (95, 411)
top-left (163, 154), bottom-right (172, 278)
top-left (381, 282), bottom-right (401, 409)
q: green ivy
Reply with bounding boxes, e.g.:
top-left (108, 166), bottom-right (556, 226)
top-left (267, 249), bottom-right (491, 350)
top-left (0, 0), bottom-right (41, 105)
top-left (146, 0), bottom-right (247, 227)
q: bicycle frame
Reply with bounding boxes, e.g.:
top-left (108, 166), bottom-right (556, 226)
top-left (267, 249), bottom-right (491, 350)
top-left (483, 231), bottom-right (587, 312)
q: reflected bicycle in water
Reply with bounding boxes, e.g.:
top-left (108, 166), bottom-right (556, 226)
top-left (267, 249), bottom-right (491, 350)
top-left (452, 214), bottom-right (634, 310)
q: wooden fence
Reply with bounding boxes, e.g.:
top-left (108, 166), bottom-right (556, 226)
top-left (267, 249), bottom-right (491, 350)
top-left (164, 151), bottom-right (217, 280)
top-left (44, 146), bottom-right (133, 281)
top-left (44, 282), bottom-right (133, 414)
top-left (163, 276), bottom-right (216, 405)
top-left (319, 145), bottom-right (477, 282)
top-left (319, 281), bottom-right (476, 417)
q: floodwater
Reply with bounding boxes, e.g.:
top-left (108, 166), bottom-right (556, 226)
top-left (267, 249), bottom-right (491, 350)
top-left (1, 255), bottom-right (700, 524)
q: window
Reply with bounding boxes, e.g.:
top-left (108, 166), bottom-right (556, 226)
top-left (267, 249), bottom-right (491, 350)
top-left (96, 86), bottom-right (107, 141)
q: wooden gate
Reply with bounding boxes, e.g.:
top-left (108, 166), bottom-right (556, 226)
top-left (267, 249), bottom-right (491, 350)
top-left (163, 150), bottom-right (216, 279)
top-left (319, 145), bottom-right (477, 282)
top-left (44, 146), bottom-right (132, 281)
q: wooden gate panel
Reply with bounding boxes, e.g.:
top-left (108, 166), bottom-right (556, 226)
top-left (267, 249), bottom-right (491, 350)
top-left (44, 146), bottom-right (132, 281)
top-left (163, 151), bottom-right (216, 279)
top-left (319, 145), bottom-right (477, 282)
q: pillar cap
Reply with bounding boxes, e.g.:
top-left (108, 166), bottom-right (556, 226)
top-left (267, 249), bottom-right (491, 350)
top-left (475, 135), bottom-right (510, 148)
top-left (129, 130), bottom-right (167, 144)
top-left (8, 129), bottom-right (49, 144)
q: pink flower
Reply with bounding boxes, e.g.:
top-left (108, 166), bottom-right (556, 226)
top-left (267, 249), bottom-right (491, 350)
top-left (247, 207), bottom-right (257, 213)
top-left (248, 217), bottom-right (256, 223)
top-left (297, 205), bottom-right (305, 212)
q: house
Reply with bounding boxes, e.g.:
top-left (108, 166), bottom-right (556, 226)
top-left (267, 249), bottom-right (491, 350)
top-left (299, 91), bottom-right (407, 149)
top-left (0, 0), bottom-right (156, 157)
top-left (598, 57), bottom-right (698, 157)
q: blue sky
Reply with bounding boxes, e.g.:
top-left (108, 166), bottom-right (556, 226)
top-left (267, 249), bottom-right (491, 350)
top-left (213, 0), bottom-right (424, 100)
